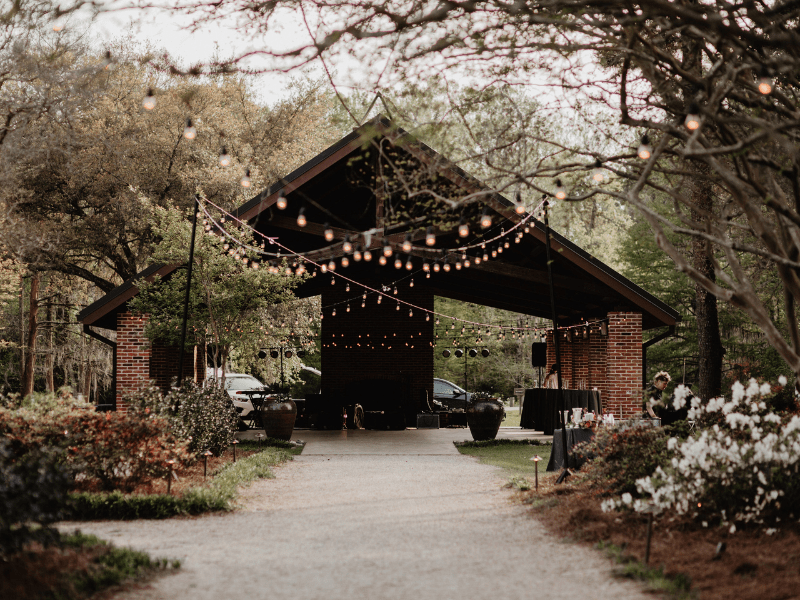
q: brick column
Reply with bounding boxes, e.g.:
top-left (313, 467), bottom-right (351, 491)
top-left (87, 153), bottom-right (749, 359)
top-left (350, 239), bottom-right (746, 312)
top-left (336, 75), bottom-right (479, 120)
top-left (606, 312), bottom-right (643, 418)
top-left (116, 312), bottom-right (151, 412)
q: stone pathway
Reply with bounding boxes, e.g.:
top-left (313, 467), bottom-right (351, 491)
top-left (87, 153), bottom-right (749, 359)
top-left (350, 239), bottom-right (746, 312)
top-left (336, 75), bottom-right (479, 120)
top-left (60, 430), bottom-right (650, 600)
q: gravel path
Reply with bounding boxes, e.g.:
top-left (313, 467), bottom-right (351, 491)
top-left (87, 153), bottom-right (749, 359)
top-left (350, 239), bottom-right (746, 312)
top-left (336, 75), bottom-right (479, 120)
top-left (60, 437), bottom-right (651, 600)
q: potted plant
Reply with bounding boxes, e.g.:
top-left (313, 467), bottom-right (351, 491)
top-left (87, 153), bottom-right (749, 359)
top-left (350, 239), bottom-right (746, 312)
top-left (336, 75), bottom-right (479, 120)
top-left (466, 392), bottom-right (506, 441)
top-left (259, 390), bottom-right (297, 441)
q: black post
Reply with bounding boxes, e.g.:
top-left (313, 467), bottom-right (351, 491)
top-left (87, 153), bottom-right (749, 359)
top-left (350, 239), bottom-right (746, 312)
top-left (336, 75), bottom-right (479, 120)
top-left (464, 350), bottom-right (468, 391)
top-left (177, 196), bottom-right (199, 387)
top-left (543, 201), bottom-right (570, 482)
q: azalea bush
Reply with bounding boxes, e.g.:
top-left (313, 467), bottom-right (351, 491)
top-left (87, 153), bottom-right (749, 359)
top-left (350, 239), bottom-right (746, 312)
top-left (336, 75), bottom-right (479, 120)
top-left (602, 378), bottom-right (800, 531)
top-left (126, 384), bottom-right (238, 457)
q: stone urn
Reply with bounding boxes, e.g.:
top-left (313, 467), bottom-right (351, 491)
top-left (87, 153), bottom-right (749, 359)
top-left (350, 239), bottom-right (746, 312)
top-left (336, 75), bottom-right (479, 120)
top-left (260, 396), bottom-right (297, 441)
top-left (466, 395), bottom-right (505, 441)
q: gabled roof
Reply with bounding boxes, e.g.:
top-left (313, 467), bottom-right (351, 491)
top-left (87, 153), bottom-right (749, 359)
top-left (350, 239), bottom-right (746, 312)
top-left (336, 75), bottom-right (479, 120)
top-left (78, 115), bottom-right (679, 330)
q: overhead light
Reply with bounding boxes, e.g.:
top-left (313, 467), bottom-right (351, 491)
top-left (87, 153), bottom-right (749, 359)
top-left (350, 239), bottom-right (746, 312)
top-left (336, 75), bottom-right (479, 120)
top-left (402, 233), bottom-right (412, 253)
top-left (458, 216), bottom-right (469, 238)
top-left (514, 190), bottom-right (525, 214)
top-left (143, 88), bottom-right (156, 111)
top-left (276, 190), bottom-right (288, 210)
top-left (480, 208), bottom-right (492, 229)
top-left (425, 226), bottom-right (436, 246)
top-left (757, 66), bottom-right (772, 95)
top-left (442, 349), bottom-right (451, 358)
top-left (353, 245), bottom-right (362, 261)
top-left (364, 249), bottom-right (373, 262)
top-left (324, 223), bottom-right (334, 242)
top-left (685, 103), bottom-right (701, 130)
top-left (296, 207), bottom-right (307, 227)
top-left (394, 258), bottom-right (402, 269)
top-left (240, 168), bottom-right (251, 188)
top-left (183, 118), bottom-right (197, 140)
top-left (637, 135), bottom-right (652, 160)
top-left (342, 235), bottom-right (353, 254)
top-left (455, 349), bottom-right (463, 358)
top-left (383, 238), bottom-right (393, 257)
top-left (481, 348), bottom-right (490, 357)
top-left (219, 146), bottom-right (231, 167)
top-left (405, 258), bottom-right (413, 270)
top-left (554, 179), bottom-right (566, 200)
top-left (591, 159), bottom-right (604, 182)
top-left (341, 256), bottom-right (349, 268)
top-left (469, 348), bottom-right (477, 357)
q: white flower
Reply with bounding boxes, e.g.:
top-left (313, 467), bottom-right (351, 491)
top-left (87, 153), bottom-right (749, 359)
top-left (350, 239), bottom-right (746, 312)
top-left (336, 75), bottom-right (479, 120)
top-left (730, 524), bottom-right (737, 534)
top-left (668, 437), bottom-right (678, 450)
top-left (760, 382), bottom-right (772, 396)
top-left (779, 375), bottom-right (788, 386)
top-left (622, 492), bottom-right (633, 505)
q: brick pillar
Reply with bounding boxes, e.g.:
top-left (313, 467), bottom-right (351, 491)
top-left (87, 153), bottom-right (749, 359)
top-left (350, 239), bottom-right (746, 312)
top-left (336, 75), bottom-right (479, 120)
top-left (116, 312), bottom-right (151, 412)
top-left (589, 327), bottom-right (608, 400)
top-left (606, 312), bottom-right (643, 419)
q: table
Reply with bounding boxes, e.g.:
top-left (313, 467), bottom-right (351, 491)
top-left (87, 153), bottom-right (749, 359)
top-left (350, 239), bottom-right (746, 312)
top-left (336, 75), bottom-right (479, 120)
top-left (546, 428), bottom-right (595, 472)
top-left (520, 388), bottom-right (602, 435)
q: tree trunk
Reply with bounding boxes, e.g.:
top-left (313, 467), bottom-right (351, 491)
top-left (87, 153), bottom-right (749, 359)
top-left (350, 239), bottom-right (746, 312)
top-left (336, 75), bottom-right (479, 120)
top-left (83, 361), bottom-right (92, 401)
top-left (45, 297), bottom-right (55, 392)
top-left (691, 172), bottom-right (724, 399)
top-left (21, 272), bottom-right (40, 397)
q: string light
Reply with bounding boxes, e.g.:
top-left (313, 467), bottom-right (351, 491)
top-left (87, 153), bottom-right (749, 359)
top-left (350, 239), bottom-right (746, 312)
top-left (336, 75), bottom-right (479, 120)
top-left (405, 258), bottom-right (413, 270)
top-left (426, 226), bottom-right (436, 246)
top-left (377, 294), bottom-right (382, 304)
top-left (364, 249), bottom-right (373, 262)
top-left (637, 135), bottom-right (652, 160)
top-left (183, 118), bottom-right (197, 140)
top-left (342, 235), bottom-right (353, 254)
top-left (433, 263), bottom-right (441, 272)
top-left (394, 258), bottom-right (403, 269)
top-left (757, 66), bottom-right (772, 95)
top-left (458, 216), bottom-right (469, 237)
top-left (423, 262), bottom-right (430, 272)
top-left (409, 278), bottom-right (414, 287)
top-left (514, 190), bottom-right (526, 215)
top-left (685, 103), bottom-right (701, 130)
top-left (328, 261), bottom-right (336, 271)
top-left (379, 255), bottom-right (387, 266)
top-left (219, 147), bottom-right (231, 167)
top-left (591, 159), bottom-right (604, 182)
top-left (240, 168), bottom-right (251, 188)
top-left (383, 238), bottom-right (393, 257)
top-left (324, 223), bottom-right (334, 242)
top-left (480, 208), bottom-right (492, 228)
top-left (276, 190), bottom-right (288, 210)
top-left (341, 256), bottom-right (349, 267)
top-left (296, 207), bottom-right (307, 227)
top-left (143, 88), bottom-right (156, 111)
top-left (353, 245), bottom-right (362, 261)
top-left (402, 234), bottom-right (412, 253)
top-left (345, 283), bottom-right (350, 292)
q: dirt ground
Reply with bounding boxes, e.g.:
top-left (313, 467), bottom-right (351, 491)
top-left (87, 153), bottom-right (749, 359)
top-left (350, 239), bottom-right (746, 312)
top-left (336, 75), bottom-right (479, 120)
top-left (524, 478), bottom-right (800, 600)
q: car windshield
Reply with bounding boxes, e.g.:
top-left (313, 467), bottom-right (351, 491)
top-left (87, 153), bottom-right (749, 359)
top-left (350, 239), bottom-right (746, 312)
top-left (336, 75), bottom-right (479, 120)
top-left (225, 376), bottom-right (263, 391)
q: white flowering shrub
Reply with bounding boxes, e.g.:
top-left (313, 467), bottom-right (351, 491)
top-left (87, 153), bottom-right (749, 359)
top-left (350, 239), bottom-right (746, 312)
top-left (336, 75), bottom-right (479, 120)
top-left (602, 377), bottom-right (800, 529)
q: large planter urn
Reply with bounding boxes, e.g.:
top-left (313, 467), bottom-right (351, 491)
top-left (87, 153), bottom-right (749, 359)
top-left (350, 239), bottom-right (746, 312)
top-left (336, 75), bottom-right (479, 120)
top-left (466, 397), bottom-right (505, 441)
top-left (260, 397), bottom-right (297, 441)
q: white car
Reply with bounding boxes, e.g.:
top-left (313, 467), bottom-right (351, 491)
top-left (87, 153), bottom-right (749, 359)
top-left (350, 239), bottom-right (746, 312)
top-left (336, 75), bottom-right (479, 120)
top-left (211, 373), bottom-right (272, 427)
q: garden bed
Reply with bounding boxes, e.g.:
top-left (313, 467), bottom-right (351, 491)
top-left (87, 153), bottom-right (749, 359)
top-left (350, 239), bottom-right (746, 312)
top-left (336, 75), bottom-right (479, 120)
top-left (522, 477), bottom-right (800, 600)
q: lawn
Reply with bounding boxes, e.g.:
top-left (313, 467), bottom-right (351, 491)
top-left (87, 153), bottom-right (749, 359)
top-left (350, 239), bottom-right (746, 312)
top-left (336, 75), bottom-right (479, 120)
top-left (501, 408), bottom-right (521, 427)
top-left (455, 439), bottom-right (553, 481)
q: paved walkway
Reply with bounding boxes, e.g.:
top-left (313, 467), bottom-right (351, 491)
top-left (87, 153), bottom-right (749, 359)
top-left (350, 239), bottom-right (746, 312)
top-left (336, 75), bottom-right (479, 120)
top-left (60, 429), bottom-right (650, 600)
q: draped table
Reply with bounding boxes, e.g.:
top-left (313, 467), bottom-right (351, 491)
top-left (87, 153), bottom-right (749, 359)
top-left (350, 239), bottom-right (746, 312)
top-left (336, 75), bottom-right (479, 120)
top-left (519, 388), bottom-right (602, 435)
top-left (546, 428), bottom-right (596, 472)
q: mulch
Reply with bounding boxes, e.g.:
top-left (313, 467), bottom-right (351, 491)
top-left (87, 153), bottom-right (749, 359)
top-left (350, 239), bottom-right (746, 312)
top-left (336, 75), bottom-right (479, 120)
top-left (523, 478), bottom-right (800, 600)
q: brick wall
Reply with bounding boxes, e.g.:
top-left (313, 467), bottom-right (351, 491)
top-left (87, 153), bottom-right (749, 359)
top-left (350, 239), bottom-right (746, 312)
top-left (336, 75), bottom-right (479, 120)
top-left (606, 312), bottom-right (643, 419)
top-left (150, 343), bottom-right (206, 393)
top-left (544, 312), bottom-right (641, 419)
top-left (116, 312), bottom-right (150, 412)
top-left (321, 276), bottom-right (434, 423)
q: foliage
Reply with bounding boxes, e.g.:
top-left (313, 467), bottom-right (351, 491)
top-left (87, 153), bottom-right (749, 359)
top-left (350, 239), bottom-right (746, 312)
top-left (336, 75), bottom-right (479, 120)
top-left (603, 379), bottom-right (800, 530)
top-left (0, 390), bottom-right (191, 492)
top-left (455, 438), bottom-right (553, 479)
top-left (68, 447), bottom-right (292, 519)
top-left (0, 439), bottom-right (72, 555)
top-left (126, 384), bottom-right (238, 457)
top-left (596, 541), bottom-right (694, 600)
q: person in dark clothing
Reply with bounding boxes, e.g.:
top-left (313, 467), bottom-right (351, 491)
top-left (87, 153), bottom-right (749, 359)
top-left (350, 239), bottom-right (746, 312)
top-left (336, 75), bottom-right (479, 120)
top-left (644, 371), bottom-right (671, 419)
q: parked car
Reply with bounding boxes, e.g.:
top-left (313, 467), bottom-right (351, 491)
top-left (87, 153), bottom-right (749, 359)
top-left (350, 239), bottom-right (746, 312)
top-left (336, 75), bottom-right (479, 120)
top-left (209, 373), bottom-right (273, 428)
top-left (433, 378), bottom-right (472, 411)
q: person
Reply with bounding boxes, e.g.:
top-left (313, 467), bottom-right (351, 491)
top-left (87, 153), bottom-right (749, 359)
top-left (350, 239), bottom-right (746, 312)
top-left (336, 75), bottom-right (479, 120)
top-left (644, 371), bottom-right (670, 419)
top-left (544, 364), bottom-right (559, 389)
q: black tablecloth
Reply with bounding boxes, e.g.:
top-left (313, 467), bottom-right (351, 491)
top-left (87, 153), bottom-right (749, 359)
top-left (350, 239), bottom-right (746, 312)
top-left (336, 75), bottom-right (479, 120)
top-left (546, 428), bottom-right (595, 472)
top-left (520, 389), bottom-right (602, 435)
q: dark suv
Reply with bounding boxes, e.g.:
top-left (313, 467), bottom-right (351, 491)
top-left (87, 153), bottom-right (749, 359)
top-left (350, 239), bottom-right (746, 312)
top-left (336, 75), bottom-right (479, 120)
top-left (433, 378), bottom-right (472, 411)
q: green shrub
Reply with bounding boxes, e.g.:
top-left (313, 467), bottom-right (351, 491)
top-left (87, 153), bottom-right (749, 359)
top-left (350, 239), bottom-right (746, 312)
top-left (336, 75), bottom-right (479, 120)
top-left (127, 384), bottom-right (238, 457)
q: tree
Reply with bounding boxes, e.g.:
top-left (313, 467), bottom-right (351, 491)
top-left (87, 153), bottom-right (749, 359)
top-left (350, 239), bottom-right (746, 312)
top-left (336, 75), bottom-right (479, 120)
top-left (126, 0), bottom-right (800, 391)
top-left (128, 194), bottom-right (304, 377)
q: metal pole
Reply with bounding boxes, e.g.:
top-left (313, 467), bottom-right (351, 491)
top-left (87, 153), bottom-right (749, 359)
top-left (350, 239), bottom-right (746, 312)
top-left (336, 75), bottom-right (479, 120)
top-left (543, 200), bottom-right (570, 482)
top-left (464, 350), bottom-right (468, 390)
top-left (177, 195), bottom-right (199, 387)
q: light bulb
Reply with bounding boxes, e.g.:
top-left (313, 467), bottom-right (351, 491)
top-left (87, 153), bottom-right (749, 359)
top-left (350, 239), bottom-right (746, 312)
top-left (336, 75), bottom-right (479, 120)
top-left (393, 286), bottom-right (398, 295)
top-left (383, 238), bottom-right (393, 257)
top-left (327, 260), bottom-right (336, 271)
top-left (184, 118), bottom-right (196, 140)
top-left (504, 240), bottom-right (510, 249)
top-left (758, 67), bottom-right (772, 95)
top-left (276, 190), bottom-right (287, 210)
top-left (492, 248), bottom-right (497, 258)
top-left (377, 295), bottom-right (382, 304)
top-left (433, 263), bottom-right (440, 272)
top-left (341, 256), bottom-right (349, 268)
top-left (555, 179), bottom-right (566, 200)
top-left (405, 259), bottom-right (413, 270)
top-left (347, 304), bottom-right (350, 312)
top-left (345, 283), bottom-right (350, 292)
top-left (637, 135), bottom-right (652, 160)
top-left (364, 250), bottom-right (373, 262)
top-left (402, 234), bottom-right (412, 253)
top-left (426, 313), bottom-right (430, 321)
top-left (296, 207), bottom-right (307, 227)
top-left (464, 258), bottom-right (470, 268)
top-left (514, 191), bottom-right (525, 214)
top-left (458, 217), bottom-right (469, 238)
top-left (685, 104), bottom-right (700, 130)
top-left (396, 302), bottom-right (401, 311)
top-left (320, 263), bottom-right (327, 273)
top-left (240, 168), bottom-right (251, 188)
top-left (423, 262), bottom-right (430, 272)
top-left (480, 209), bottom-right (492, 229)
top-left (474, 257), bottom-right (480, 264)
top-left (52, 21), bottom-right (64, 32)
top-left (409, 278), bottom-right (414, 287)
top-left (515, 202), bottom-right (526, 215)
top-left (379, 255), bottom-right (387, 266)
top-left (483, 250), bottom-right (489, 261)
top-left (332, 308), bottom-right (336, 316)
top-left (143, 88), bottom-right (156, 111)
top-left (591, 159), bottom-right (604, 182)
top-left (342, 235), bottom-right (353, 254)
top-left (353, 246), bottom-right (362, 261)
top-left (409, 308), bottom-right (413, 317)
top-left (324, 223), bottom-right (334, 242)
top-left (394, 258), bottom-right (402, 269)
top-left (443, 262), bottom-right (451, 272)
top-left (425, 226), bottom-right (436, 246)
top-left (455, 262), bottom-right (462, 270)
top-left (219, 146), bottom-right (231, 167)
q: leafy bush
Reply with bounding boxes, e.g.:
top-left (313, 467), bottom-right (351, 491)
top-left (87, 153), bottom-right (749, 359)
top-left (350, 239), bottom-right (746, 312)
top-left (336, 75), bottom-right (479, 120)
top-left (127, 384), bottom-right (238, 456)
top-left (0, 439), bottom-right (72, 554)
top-left (603, 378), bottom-right (800, 530)
top-left (0, 393), bottom-right (191, 493)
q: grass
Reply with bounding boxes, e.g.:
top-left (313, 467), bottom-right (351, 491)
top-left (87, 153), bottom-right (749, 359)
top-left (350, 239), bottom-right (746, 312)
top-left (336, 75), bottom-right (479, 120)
top-left (0, 531), bottom-right (179, 600)
top-left (68, 446), bottom-right (295, 520)
top-left (597, 540), bottom-right (696, 600)
top-left (455, 439), bottom-right (553, 482)
top-left (501, 408), bottom-right (521, 428)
